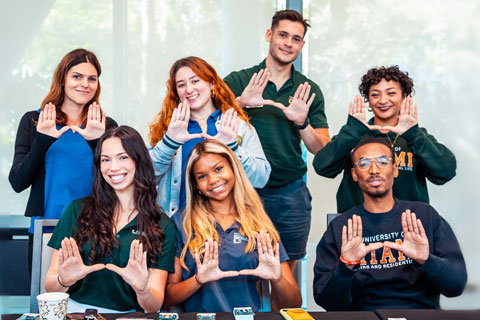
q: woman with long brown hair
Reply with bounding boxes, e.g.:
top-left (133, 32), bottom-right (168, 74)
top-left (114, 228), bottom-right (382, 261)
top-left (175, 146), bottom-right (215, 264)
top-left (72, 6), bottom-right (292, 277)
top-left (164, 140), bottom-right (301, 312)
top-left (149, 56), bottom-right (270, 217)
top-left (8, 49), bottom-right (117, 246)
top-left (45, 126), bottom-right (175, 313)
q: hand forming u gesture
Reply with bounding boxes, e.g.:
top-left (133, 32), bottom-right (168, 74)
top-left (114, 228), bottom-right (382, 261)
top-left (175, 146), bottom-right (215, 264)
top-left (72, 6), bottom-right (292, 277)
top-left (106, 240), bottom-right (150, 294)
top-left (341, 215), bottom-right (383, 264)
top-left (204, 108), bottom-right (240, 145)
top-left (195, 239), bottom-right (239, 284)
top-left (71, 102), bottom-right (106, 140)
top-left (238, 69), bottom-right (278, 108)
top-left (349, 95), bottom-right (382, 131)
top-left (37, 103), bottom-right (70, 138)
top-left (381, 96), bottom-right (418, 135)
top-left (165, 100), bottom-right (204, 143)
top-left (239, 230), bottom-right (281, 281)
top-left (272, 82), bottom-right (315, 126)
top-left (383, 210), bottom-right (429, 265)
top-left (57, 237), bottom-right (105, 287)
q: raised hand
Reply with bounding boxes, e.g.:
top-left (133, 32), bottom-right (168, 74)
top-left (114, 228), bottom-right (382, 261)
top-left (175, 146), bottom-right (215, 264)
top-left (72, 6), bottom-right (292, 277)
top-left (383, 210), bottom-right (429, 265)
top-left (381, 96), bottom-right (418, 135)
top-left (239, 230), bottom-right (281, 280)
top-left (341, 215), bottom-right (383, 265)
top-left (165, 100), bottom-right (204, 143)
top-left (57, 237), bottom-right (105, 287)
top-left (70, 102), bottom-right (106, 140)
top-left (271, 82), bottom-right (315, 126)
top-left (237, 69), bottom-right (278, 108)
top-left (349, 95), bottom-right (382, 131)
top-left (37, 103), bottom-right (70, 138)
top-left (195, 239), bottom-right (239, 284)
top-left (106, 240), bottom-right (149, 293)
top-left (203, 108), bottom-right (240, 144)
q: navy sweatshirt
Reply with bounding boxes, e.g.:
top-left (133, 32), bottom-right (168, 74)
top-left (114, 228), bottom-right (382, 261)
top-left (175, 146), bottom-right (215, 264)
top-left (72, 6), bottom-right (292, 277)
top-left (313, 200), bottom-right (467, 311)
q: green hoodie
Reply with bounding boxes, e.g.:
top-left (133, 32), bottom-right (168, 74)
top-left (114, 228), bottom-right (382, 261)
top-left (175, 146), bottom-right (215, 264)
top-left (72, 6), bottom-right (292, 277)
top-left (313, 115), bottom-right (456, 213)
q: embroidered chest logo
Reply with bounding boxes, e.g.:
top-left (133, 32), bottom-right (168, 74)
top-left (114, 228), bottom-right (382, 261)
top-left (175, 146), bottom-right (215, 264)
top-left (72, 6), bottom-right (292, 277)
top-left (233, 232), bottom-right (248, 244)
top-left (394, 148), bottom-right (414, 171)
top-left (288, 96), bottom-right (294, 103)
top-left (131, 229), bottom-right (145, 236)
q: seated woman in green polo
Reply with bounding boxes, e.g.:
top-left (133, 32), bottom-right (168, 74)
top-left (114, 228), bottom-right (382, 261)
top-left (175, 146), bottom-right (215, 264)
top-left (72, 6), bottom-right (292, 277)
top-left (44, 126), bottom-right (175, 313)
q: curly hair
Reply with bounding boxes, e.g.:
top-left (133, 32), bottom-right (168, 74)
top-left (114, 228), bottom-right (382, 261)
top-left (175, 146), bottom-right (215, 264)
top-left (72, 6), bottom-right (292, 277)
top-left (149, 56), bottom-right (249, 146)
top-left (74, 126), bottom-right (166, 265)
top-left (41, 48), bottom-right (102, 127)
top-left (359, 66), bottom-right (414, 101)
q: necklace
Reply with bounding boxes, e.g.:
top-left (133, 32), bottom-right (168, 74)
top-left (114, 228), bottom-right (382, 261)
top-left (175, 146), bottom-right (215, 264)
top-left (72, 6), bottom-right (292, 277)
top-left (387, 133), bottom-right (399, 148)
top-left (213, 210), bottom-right (235, 220)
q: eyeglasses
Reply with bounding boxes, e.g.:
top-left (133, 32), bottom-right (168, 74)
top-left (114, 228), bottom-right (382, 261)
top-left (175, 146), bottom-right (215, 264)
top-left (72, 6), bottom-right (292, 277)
top-left (354, 156), bottom-right (393, 171)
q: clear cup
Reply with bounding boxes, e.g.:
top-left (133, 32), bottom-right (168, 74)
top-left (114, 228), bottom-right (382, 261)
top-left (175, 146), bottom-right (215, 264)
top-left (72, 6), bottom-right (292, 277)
top-left (37, 292), bottom-right (69, 320)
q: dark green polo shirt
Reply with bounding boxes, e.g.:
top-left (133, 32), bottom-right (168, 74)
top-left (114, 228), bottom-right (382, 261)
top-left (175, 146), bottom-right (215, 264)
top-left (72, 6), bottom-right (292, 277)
top-left (224, 59), bottom-right (328, 187)
top-left (48, 199), bottom-right (176, 311)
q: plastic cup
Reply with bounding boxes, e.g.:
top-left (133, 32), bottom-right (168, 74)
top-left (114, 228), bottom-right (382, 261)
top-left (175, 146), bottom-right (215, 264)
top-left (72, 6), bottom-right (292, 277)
top-left (37, 292), bottom-right (69, 320)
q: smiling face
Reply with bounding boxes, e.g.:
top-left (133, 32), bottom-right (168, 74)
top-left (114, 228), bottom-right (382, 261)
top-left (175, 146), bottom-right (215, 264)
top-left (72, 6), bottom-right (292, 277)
top-left (351, 142), bottom-right (398, 199)
top-left (63, 62), bottom-right (98, 108)
top-left (369, 79), bottom-right (405, 127)
top-left (193, 153), bottom-right (235, 204)
top-left (100, 137), bottom-right (136, 195)
top-left (266, 19), bottom-right (305, 66)
top-left (175, 66), bottom-right (214, 114)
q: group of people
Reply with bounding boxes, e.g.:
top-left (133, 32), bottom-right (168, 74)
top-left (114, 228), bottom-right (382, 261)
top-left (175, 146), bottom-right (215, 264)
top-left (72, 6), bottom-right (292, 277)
top-left (9, 9), bottom-right (467, 314)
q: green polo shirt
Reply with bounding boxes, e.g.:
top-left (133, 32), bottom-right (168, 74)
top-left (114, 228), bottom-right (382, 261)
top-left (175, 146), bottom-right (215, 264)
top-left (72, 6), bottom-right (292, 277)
top-left (48, 198), bottom-right (175, 311)
top-left (224, 59), bottom-right (328, 187)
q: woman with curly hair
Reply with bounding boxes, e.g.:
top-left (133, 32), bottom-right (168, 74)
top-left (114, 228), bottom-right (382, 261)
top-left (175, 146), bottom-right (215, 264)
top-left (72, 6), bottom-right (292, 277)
top-left (149, 56), bottom-right (270, 217)
top-left (164, 140), bottom-right (301, 312)
top-left (45, 126), bottom-right (175, 313)
top-left (313, 65), bottom-right (456, 213)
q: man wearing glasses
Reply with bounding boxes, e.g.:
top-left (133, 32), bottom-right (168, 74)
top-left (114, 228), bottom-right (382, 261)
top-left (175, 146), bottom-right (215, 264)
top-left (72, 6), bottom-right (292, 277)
top-left (312, 137), bottom-right (466, 311)
top-left (313, 66), bottom-right (456, 213)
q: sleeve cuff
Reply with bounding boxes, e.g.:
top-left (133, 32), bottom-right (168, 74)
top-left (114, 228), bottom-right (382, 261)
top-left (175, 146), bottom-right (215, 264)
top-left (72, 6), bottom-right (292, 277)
top-left (163, 134), bottom-right (183, 150)
top-left (346, 115), bottom-right (372, 134)
top-left (400, 124), bottom-right (420, 142)
top-left (227, 140), bottom-right (239, 152)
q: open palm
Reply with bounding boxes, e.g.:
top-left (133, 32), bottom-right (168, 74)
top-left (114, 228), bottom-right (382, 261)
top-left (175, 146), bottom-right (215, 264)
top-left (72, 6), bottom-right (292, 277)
top-left (194, 239), bottom-right (239, 284)
top-left (106, 240), bottom-right (149, 293)
top-left (239, 231), bottom-right (281, 280)
top-left (57, 237), bottom-right (104, 286)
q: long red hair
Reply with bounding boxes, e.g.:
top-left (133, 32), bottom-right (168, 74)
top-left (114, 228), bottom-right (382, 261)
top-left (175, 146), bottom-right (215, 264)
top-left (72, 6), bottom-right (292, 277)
top-left (41, 48), bottom-right (102, 127)
top-left (149, 56), bottom-right (249, 146)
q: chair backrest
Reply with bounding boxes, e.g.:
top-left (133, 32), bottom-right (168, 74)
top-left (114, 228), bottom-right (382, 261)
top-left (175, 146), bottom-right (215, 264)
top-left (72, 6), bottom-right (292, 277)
top-left (258, 278), bottom-right (271, 312)
top-left (30, 219), bottom-right (58, 313)
top-left (327, 213), bottom-right (340, 225)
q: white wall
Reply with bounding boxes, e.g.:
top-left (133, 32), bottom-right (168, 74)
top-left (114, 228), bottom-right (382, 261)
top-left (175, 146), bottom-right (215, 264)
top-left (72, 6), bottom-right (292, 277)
top-left (304, 0), bottom-right (480, 309)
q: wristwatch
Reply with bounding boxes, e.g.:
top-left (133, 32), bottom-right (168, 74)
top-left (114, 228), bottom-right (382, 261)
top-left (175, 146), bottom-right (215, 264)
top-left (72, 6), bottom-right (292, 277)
top-left (294, 117), bottom-right (309, 130)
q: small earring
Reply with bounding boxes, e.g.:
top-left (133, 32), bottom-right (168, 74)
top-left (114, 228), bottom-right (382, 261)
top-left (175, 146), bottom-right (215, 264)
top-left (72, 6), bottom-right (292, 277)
top-left (198, 190), bottom-right (202, 195)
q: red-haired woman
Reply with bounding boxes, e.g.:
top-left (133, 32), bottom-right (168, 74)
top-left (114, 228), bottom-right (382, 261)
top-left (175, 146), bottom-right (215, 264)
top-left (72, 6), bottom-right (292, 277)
top-left (8, 49), bottom-right (117, 263)
top-left (149, 56), bottom-right (270, 217)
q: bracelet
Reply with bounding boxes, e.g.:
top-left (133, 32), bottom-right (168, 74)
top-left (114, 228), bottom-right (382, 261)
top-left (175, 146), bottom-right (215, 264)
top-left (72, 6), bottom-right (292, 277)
top-left (194, 274), bottom-right (205, 286)
top-left (294, 117), bottom-right (309, 130)
top-left (57, 274), bottom-right (71, 288)
top-left (340, 256), bottom-right (361, 265)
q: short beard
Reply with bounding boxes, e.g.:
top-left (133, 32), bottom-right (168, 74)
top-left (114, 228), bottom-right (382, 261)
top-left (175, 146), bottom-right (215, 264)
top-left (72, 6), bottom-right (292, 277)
top-left (365, 188), bottom-right (390, 199)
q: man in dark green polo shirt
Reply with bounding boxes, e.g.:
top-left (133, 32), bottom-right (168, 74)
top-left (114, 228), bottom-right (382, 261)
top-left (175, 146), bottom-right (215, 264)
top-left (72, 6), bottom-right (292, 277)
top-left (224, 10), bottom-right (330, 269)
